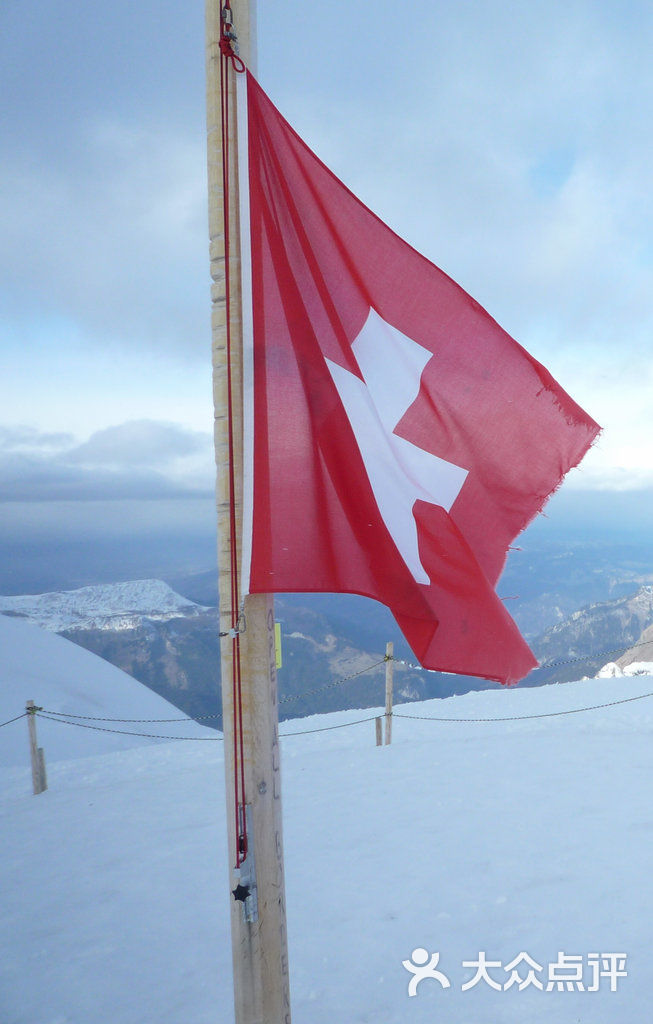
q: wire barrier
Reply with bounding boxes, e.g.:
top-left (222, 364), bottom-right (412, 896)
top-left (393, 689), bottom-right (653, 723)
top-left (0, 712), bottom-right (27, 729)
top-left (40, 709), bottom-right (223, 724)
top-left (37, 714), bottom-right (223, 742)
top-left (4, 684), bottom-right (653, 746)
top-left (34, 710), bottom-right (382, 741)
top-left (278, 657), bottom-right (388, 704)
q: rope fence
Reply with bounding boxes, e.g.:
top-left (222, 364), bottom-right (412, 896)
top-left (3, 685), bottom-right (653, 745)
top-left (0, 712), bottom-right (28, 730)
top-left (35, 710), bottom-right (382, 741)
top-left (394, 689), bottom-right (653, 723)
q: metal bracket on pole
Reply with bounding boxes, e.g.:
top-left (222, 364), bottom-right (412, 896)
top-left (232, 804), bottom-right (258, 924)
top-left (219, 613), bottom-right (247, 641)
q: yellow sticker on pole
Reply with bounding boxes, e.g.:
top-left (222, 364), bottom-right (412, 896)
top-left (275, 621), bottom-right (282, 670)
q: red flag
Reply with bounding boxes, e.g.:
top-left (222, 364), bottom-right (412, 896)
top-left (236, 72), bottom-right (600, 685)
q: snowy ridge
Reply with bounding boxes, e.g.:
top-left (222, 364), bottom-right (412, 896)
top-left (0, 578), bottom-right (207, 633)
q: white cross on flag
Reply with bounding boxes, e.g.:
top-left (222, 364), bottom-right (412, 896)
top-left (236, 72), bottom-right (600, 685)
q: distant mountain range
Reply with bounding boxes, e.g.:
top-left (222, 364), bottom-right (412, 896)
top-left (0, 581), bottom-right (221, 722)
top-left (3, 576), bottom-right (653, 724)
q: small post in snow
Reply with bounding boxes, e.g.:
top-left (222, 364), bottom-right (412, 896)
top-left (384, 642), bottom-right (394, 745)
top-left (26, 701), bottom-right (47, 795)
top-left (375, 716), bottom-right (382, 746)
top-left (38, 747), bottom-right (47, 792)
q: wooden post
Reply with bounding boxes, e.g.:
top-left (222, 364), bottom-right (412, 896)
top-left (38, 748), bottom-right (47, 793)
top-left (26, 701), bottom-right (46, 795)
top-left (205, 3), bottom-right (291, 1023)
top-left (375, 716), bottom-right (382, 746)
top-left (384, 642), bottom-right (393, 745)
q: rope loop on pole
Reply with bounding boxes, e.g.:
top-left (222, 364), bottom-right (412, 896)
top-left (219, 36), bottom-right (246, 73)
top-left (219, 2), bottom-right (246, 73)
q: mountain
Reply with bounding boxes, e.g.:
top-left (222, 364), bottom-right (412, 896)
top-left (2, 669), bottom-right (652, 1023)
top-left (619, 621), bottom-right (653, 667)
top-left (0, 578), bottom-right (206, 632)
top-left (528, 584), bottom-right (653, 684)
top-left (5, 578), bottom-right (653, 724)
top-left (0, 613), bottom-right (218, 768)
top-left (495, 540), bottom-right (653, 638)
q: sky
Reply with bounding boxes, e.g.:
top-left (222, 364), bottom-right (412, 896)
top-left (1, 0), bottom-right (652, 560)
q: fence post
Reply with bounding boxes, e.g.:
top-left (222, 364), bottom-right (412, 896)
top-left (375, 716), bottom-right (382, 746)
top-left (26, 701), bottom-right (46, 795)
top-left (38, 748), bottom-right (47, 793)
top-left (384, 642), bottom-right (394, 745)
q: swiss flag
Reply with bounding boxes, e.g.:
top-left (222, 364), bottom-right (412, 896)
top-left (236, 72), bottom-right (600, 685)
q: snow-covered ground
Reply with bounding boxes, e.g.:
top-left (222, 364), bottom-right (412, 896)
top-left (0, 614), bottom-right (218, 767)
top-left (598, 659), bottom-right (653, 677)
top-left (0, 579), bottom-right (206, 633)
top-left (3, 641), bottom-right (653, 1022)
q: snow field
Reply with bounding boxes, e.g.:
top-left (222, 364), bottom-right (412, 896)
top-left (2, 675), bottom-right (653, 1023)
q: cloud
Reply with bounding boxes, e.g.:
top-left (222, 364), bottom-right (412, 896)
top-left (0, 123), bottom-right (209, 356)
top-left (261, 0), bottom-right (653, 360)
top-left (0, 426), bottom-right (76, 452)
top-left (1, 0), bottom-right (208, 353)
top-left (3, 0), bottom-right (651, 369)
top-left (0, 454), bottom-right (185, 503)
top-left (1, 0), bottom-right (652, 495)
top-left (65, 420), bottom-right (211, 468)
top-left (0, 420), bottom-right (214, 502)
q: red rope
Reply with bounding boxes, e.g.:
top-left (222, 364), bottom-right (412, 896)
top-left (219, 1), bottom-right (246, 72)
top-left (219, 36), bottom-right (246, 73)
top-left (219, 0), bottom-right (247, 867)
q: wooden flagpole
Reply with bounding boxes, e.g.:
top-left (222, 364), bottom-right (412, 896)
top-left (205, 2), bottom-right (291, 1022)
